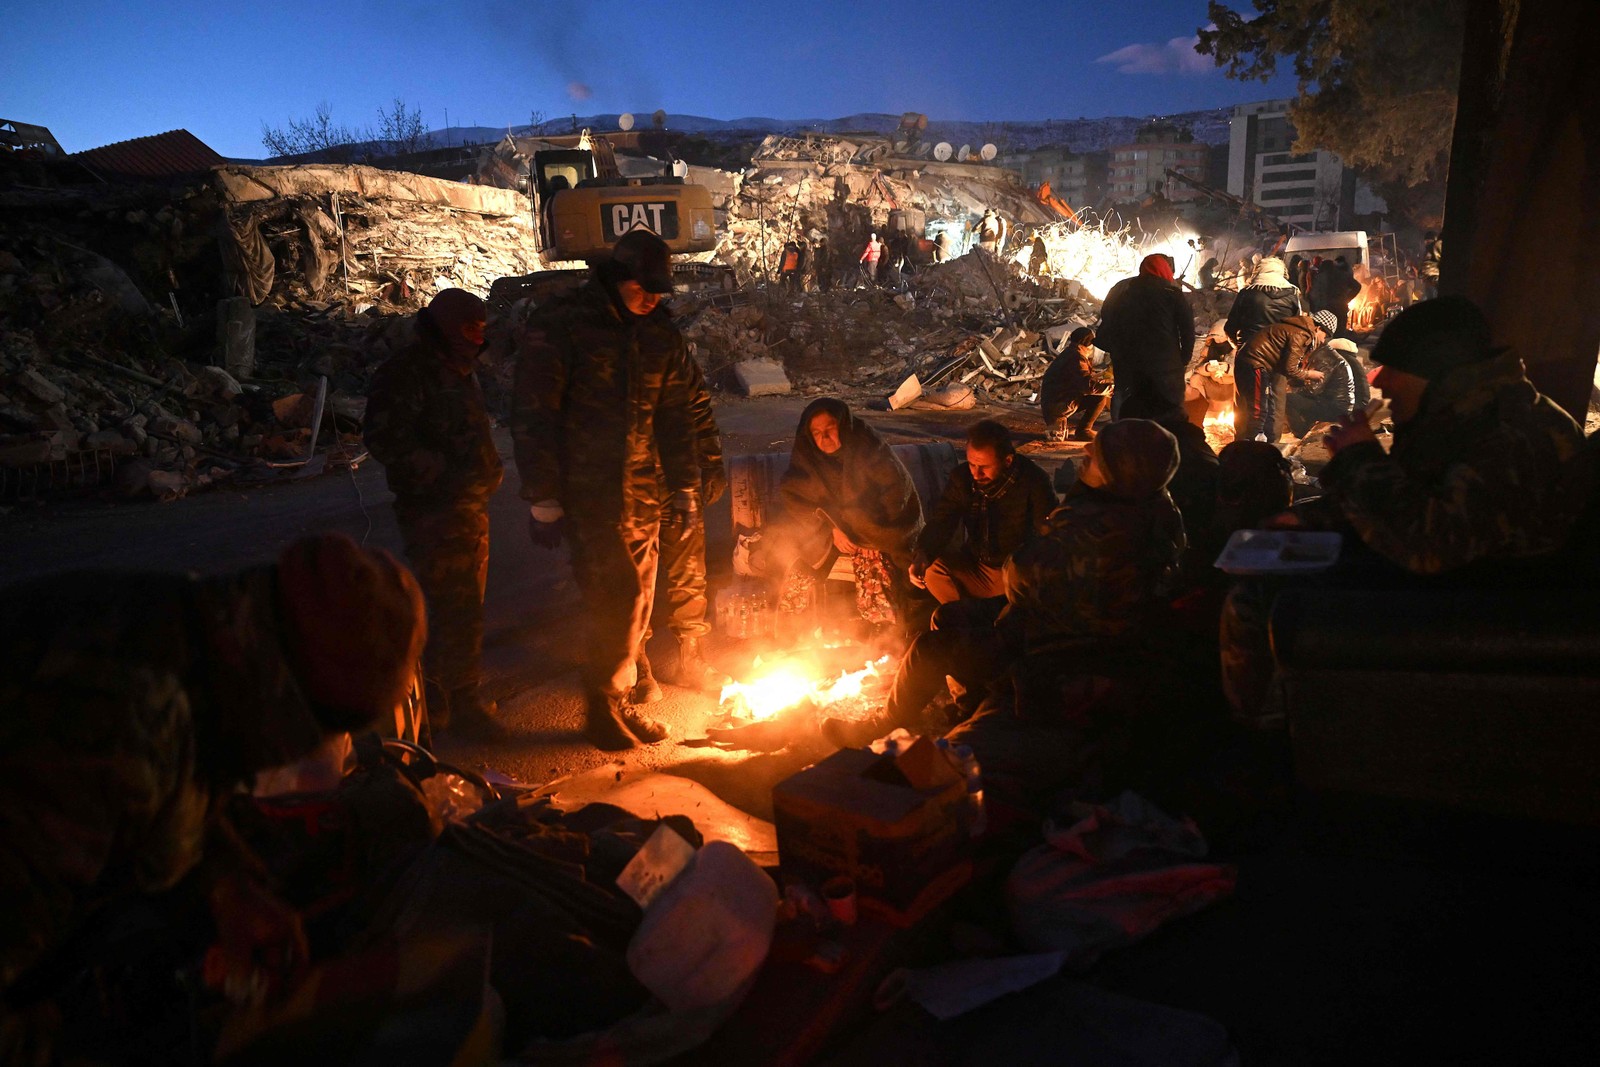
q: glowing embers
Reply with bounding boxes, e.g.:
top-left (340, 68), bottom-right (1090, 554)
top-left (705, 651), bottom-right (889, 752)
top-left (1202, 401), bottom-right (1237, 450)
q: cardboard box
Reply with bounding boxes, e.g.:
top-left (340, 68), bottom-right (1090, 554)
top-left (773, 738), bottom-right (971, 926)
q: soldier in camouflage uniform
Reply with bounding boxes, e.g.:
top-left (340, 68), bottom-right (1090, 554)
top-left (0, 534), bottom-right (424, 1053)
top-left (366, 288), bottom-right (505, 738)
top-left (825, 420), bottom-right (1184, 745)
top-left (511, 231), bottom-right (703, 750)
top-left (634, 357), bottom-right (729, 701)
top-left (1221, 296), bottom-right (1594, 722)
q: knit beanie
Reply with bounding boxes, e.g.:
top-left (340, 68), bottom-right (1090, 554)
top-left (1370, 295), bottom-right (1494, 382)
top-left (1312, 310), bottom-right (1338, 334)
top-left (1090, 419), bottom-right (1179, 499)
top-left (425, 288), bottom-right (486, 341)
top-left (276, 533), bottom-right (427, 732)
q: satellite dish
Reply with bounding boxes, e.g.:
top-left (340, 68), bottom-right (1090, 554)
top-left (919, 142), bottom-right (934, 158)
top-left (933, 142), bottom-right (953, 162)
top-left (980, 143), bottom-right (997, 161)
top-left (957, 144), bottom-right (971, 162)
top-left (618, 112), bottom-right (635, 131)
top-left (651, 109), bottom-right (667, 129)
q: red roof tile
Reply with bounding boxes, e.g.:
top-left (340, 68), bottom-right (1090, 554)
top-left (73, 129), bottom-right (225, 180)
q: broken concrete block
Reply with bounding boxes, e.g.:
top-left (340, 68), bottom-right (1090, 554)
top-left (196, 365), bottom-right (243, 399)
top-left (150, 415), bottom-right (203, 444)
top-left (916, 384), bottom-right (977, 410)
top-left (889, 373), bottom-right (923, 410)
top-left (84, 429), bottom-right (133, 452)
top-left (272, 392), bottom-right (314, 428)
top-left (18, 369), bottom-right (65, 405)
top-left (893, 292), bottom-right (915, 311)
top-left (731, 359), bottom-right (791, 397)
top-left (147, 469), bottom-right (188, 502)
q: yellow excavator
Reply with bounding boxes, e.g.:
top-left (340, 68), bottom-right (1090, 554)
top-left (491, 128), bottom-right (723, 305)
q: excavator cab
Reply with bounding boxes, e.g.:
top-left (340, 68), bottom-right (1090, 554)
top-left (529, 143), bottom-right (716, 265)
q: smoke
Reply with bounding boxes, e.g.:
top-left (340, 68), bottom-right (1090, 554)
top-left (567, 82), bottom-right (593, 101)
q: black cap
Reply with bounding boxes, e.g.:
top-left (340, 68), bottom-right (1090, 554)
top-left (611, 229), bottom-right (674, 294)
top-left (1371, 295), bottom-right (1493, 381)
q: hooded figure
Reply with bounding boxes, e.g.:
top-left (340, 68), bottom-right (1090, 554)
top-left (1224, 256), bottom-right (1303, 347)
top-left (766, 398), bottom-right (923, 626)
top-left (1095, 254), bottom-right (1194, 422)
top-left (1003, 419), bottom-right (1187, 652)
top-left (366, 288), bottom-right (505, 737)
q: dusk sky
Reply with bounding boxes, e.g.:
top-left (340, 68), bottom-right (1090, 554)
top-left (7, 1), bottom-right (1299, 158)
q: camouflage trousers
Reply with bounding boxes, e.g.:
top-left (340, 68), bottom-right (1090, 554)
top-left (394, 499), bottom-right (490, 697)
top-left (568, 514), bottom-right (660, 699)
top-left (653, 514), bottom-right (711, 640)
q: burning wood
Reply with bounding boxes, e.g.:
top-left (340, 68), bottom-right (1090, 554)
top-left (705, 652), bottom-right (890, 750)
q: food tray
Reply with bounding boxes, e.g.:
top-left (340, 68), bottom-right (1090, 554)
top-left (1214, 529), bottom-right (1343, 575)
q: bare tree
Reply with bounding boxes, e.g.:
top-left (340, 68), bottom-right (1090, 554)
top-left (376, 99), bottom-right (433, 155)
top-left (260, 102), bottom-right (364, 160)
top-left (528, 109), bottom-right (547, 133)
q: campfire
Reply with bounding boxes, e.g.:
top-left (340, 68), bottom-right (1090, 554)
top-left (707, 652), bottom-right (890, 750)
top-left (1203, 401), bottom-right (1237, 450)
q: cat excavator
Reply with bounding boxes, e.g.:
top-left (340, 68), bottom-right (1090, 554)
top-left (490, 126), bottom-right (725, 305)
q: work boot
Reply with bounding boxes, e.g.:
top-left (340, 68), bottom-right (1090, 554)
top-left (670, 635), bottom-right (730, 691)
top-left (584, 691), bottom-right (638, 751)
top-left (620, 706), bottom-right (671, 745)
top-left (630, 649), bottom-right (664, 705)
top-left (446, 685), bottom-right (512, 742)
top-left (821, 713), bottom-right (893, 750)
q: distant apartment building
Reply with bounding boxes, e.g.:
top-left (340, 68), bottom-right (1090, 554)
top-left (1107, 121), bottom-right (1209, 203)
top-left (1001, 146), bottom-right (1107, 208)
top-left (1226, 99), bottom-right (1382, 230)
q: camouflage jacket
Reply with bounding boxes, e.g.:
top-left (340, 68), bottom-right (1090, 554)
top-left (1001, 483), bottom-right (1186, 651)
top-left (1314, 351), bottom-right (1592, 575)
top-left (365, 334), bottom-right (504, 507)
top-left (664, 353), bottom-right (725, 498)
top-left (0, 568), bottom-right (328, 990)
top-left (511, 281), bottom-right (701, 524)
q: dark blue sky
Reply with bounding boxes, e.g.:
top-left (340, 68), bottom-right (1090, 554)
top-left (7, 1), bottom-right (1297, 157)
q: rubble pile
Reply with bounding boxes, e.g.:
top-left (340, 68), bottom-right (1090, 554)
top-left (0, 165), bottom-right (544, 502)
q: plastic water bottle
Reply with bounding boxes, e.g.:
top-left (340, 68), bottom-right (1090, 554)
top-left (952, 743), bottom-right (987, 837)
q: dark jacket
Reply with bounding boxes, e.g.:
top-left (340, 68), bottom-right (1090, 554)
top-left (774, 398), bottom-right (922, 568)
top-left (366, 322), bottom-right (504, 507)
top-left (1236, 315), bottom-right (1321, 384)
top-left (510, 278), bottom-right (701, 525)
top-left (915, 453), bottom-right (1057, 568)
top-left (1096, 273), bottom-right (1194, 420)
top-left (1040, 351), bottom-right (1095, 425)
top-left (0, 568), bottom-right (328, 992)
top-left (1313, 351), bottom-right (1592, 575)
top-left (1224, 284), bottom-right (1302, 346)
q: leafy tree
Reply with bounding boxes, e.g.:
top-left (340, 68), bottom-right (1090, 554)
top-left (1197, 0), bottom-right (1465, 224)
top-left (260, 101), bottom-right (362, 161)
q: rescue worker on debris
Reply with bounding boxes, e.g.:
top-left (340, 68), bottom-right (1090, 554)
top-left (634, 355), bottom-right (729, 699)
top-left (1220, 296), bottom-right (1594, 722)
top-left (1232, 309), bottom-right (1332, 443)
top-left (0, 534), bottom-right (425, 1056)
top-left (909, 419), bottom-right (1056, 605)
top-left (365, 288), bottom-right (505, 738)
top-left (762, 398), bottom-right (924, 634)
top-left (858, 233), bottom-right (885, 288)
top-left (976, 209), bottom-right (1007, 256)
top-left (1095, 254), bottom-right (1194, 421)
top-left (1286, 334), bottom-right (1360, 436)
top-left (1225, 255), bottom-right (1305, 438)
top-left (511, 229), bottom-right (703, 751)
top-left (824, 420), bottom-right (1185, 746)
top-left (1041, 326), bottom-right (1111, 442)
top-left (1420, 231), bottom-right (1442, 299)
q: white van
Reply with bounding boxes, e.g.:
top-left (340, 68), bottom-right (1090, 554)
top-left (1283, 230), bottom-right (1369, 268)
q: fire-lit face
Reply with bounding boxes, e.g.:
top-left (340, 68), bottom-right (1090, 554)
top-left (809, 412), bottom-right (843, 454)
top-left (460, 319), bottom-right (486, 346)
top-left (618, 280), bottom-right (662, 317)
top-left (1372, 364), bottom-right (1429, 425)
top-left (966, 443), bottom-right (1010, 486)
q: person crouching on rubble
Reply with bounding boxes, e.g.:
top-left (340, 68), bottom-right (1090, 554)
top-left (823, 420), bottom-right (1185, 748)
top-left (1219, 296), bottom-right (1594, 723)
top-left (511, 229), bottom-right (703, 751)
top-left (1041, 327), bottom-right (1111, 442)
top-left (0, 533), bottom-right (425, 1060)
top-left (909, 419), bottom-right (1055, 605)
top-left (365, 287), bottom-right (506, 739)
top-left (759, 398), bottom-right (924, 638)
top-left (1232, 309), bottom-right (1332, 443)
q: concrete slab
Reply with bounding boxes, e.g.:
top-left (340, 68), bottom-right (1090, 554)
top-left (731, 358), bottom-right (792, 397)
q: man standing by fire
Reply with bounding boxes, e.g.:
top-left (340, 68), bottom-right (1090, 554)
top-left (366, 288), bottom-right (505, 739)
top-left (512, 230), bottom-right (703, 750)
